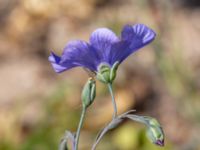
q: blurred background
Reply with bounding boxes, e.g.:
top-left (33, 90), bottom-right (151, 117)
top-left (0, 0), bottom-right (200, 150)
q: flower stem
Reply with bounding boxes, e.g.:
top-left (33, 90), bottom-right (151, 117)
top-left (107, 83), bottom-right (117, 119)
top-left (91, 83), bottom-right (118, 150)
top-left (75, 106), bottom-right (86, 150)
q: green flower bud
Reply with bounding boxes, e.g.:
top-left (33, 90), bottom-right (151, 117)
top-left (81, 78), bottom-right (96, 108)
top-left (146, 118), bottom-right (164, 146)
top-left (124, 114), bottom-right (165, 147)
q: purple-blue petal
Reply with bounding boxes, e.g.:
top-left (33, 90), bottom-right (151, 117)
top-left (49, 24), bottom-right (156, 74)
top-left (60, 40), bottom-right (99, 71)
top-left (109, 41), bottom-right (129, 65)
top-left (48, 52), bottom-right (75, 73)
top-left (121, 24), bottom-right (156, 46)
top-left (111, 24), bottom-right (156, 63)
top-left (89, 28), bottom-right (119, 63)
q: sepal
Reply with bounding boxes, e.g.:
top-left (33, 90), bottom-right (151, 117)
top-left (110, 62), bottom-right (119, 82)
top-left (96, 62), bottom-right (119, 84)
top-left (96, 64), bottom-right (111, 83)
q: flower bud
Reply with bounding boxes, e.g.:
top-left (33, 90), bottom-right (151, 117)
top-left (81, 78), bottom-right (96, 108)
top-left (146, 118), bottom-right (164, 146)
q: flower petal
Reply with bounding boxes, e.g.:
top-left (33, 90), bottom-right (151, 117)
top-left (60, 40), bottom-right (99, 71)
top-left (114, 24), bottom-right (156, 62)
top-left (49, 52), bottom-right (75, 73)
top-left (89, 28), bottom-right (119, 63)
top-left (109, 41), bottom-right (129, 65)
top-left (121, 24), bottom-right (156, 47)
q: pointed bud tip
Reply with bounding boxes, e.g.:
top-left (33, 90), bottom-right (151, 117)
top-left (155, 139), bottom-right (164, 147)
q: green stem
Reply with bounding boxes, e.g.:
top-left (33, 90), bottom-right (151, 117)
top-left (107, 83), bottom-right (117, 119)
top-left (91, 83), bottom-right (118, 150)
top-left (75, 106), bottom-right (86, 150)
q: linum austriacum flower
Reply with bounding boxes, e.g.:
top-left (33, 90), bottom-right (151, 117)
top-left (49, 24), bottom-right (164, 150)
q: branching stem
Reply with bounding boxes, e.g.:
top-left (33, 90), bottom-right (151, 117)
top-left (91, 83), bottom-right (118, 150)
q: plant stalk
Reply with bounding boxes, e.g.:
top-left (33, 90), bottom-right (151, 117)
top-left (75, 107), bottom-right (86, 150)
top-left (108, 83), bottom-right (117, 119)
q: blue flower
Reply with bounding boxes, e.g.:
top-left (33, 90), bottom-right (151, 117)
top-left (49, 24), bottom-right (156, 74)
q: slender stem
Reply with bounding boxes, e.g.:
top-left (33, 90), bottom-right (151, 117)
top-left (107, 83), bottom-right (118, 119)
top-left (91, 83), bottom-right (118, 150)
top-left (75, 106), bottom-right (86, 150)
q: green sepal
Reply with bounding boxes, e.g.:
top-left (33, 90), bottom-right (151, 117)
top-left (110, 61), bottom-right (119, 82)
top-left (96, 64), bottom-right (111, 83)
top-left (90, 82), bottom-right (96, 103)
top-left (96, 62), bottom-right (119, 84)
